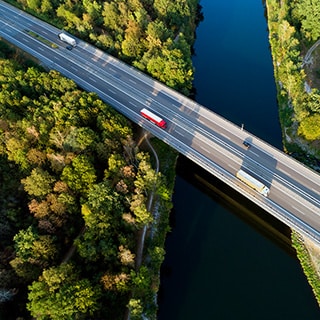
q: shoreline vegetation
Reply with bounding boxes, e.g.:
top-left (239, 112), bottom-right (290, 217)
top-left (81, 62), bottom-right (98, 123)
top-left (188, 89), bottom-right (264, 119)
top-left (265, 0), bottom-right (320, 305)
top-left (1, 0), bottom-right (319, 318)
top-left (0, 0), bottom-right (200, 318)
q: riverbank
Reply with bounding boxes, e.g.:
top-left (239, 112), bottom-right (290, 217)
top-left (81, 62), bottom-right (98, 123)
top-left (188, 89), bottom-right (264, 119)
top-left (118, 126), bottom-right (178, 319)
top-left (135, 132), bottom-right (179, 319)
top-left (265, 0), bottom-right (320, 305)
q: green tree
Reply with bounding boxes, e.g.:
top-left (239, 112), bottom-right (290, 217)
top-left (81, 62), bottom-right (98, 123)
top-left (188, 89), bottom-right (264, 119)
top-left (83, 0), bottom-right (103, 26)
top-left (5, 137), bottom-right (29, 170)
top-left (146, 39), bottom-right (193, 94)
top-left (12, 226), bottom-right (38, 261)
top-left (27, 0), bottom-right (41, 12)
top-left (40, 0), bottom-right (53, 15)
top-left (27, 263), bottom-right (100, 320)
top-left (146, 20), bottom-right (171, 48)
top-left (10, 226), bottom-right (57, 280)
top-left (63, 127), bottom-right (97, 152)
top-left (128, 298), bottom-right (143, 319)
top-left (75, 182), bottom-right (123, 261)
top-left (130, 194), bottom-right (153, 226)
top-left (292, 0), bottom-right (320, 41)
top-left (102, 1), bottom-right (123, 35)
top-left (298, 114), bottom-right (320, 140)
top-left (12, 226), bottom-right (57, 262)
top-left (122, 20), bottom-right (144, 58)
top-left (61, 155), bottom-right (96, 194)
top-left (21, 168), bottom-right (56, 198)
top-left (108, 153), bottom-right (126, 178)
top-left (56, 5), bottom-right (85, 32)
top-left (134, 152), bottom-right (159, 194)
top-left (305, 91), bottom-right (320, 113)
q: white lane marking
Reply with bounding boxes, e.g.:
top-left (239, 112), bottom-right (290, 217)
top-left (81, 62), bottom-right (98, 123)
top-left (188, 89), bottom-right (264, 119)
top-left (175, 130), bottom-right (184, 136)
top-left (279, 169), bottom-right (292, 178)
top-left (198, 145), bottom-right (211, 154)
top-left (228, 164), bottom-right (237, 172)
top-left (291, 206), bottom-right (305, 215)
top-left (108, 88), bottom-right (116, 95)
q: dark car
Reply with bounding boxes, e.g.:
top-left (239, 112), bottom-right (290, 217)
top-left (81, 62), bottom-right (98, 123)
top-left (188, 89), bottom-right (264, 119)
top-left (243, 140), bottom-right (251, 148)
top-left (66, 45), bottom-right (73, 51)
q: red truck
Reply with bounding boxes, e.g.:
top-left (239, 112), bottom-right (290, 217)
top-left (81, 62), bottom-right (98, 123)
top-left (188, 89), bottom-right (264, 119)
top-left (140, 108), bottom-right (167, 129)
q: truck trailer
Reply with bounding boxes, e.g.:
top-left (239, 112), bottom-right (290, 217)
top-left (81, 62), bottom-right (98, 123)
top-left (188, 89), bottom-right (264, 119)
top-left (140, 108), bottom-right (167, 129)
top-left (236, 169), bottom-right (269, 197)
top-left (58, 33), bottom-right (77, 47)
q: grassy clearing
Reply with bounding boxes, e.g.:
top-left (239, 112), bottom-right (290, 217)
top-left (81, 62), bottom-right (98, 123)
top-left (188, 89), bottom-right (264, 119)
top-left (26, 30), bottom-right (58, 48)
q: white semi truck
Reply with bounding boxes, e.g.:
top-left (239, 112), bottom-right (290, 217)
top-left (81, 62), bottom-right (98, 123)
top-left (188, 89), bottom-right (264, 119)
top-left (58, 33), bottom-right (77, 47)
top-left (236, 169), bottom-right (269, 197)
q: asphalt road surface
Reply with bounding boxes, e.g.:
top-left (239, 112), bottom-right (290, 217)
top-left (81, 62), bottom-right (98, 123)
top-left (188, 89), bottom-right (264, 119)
top-left (0, 0), bottom-right (320, 243)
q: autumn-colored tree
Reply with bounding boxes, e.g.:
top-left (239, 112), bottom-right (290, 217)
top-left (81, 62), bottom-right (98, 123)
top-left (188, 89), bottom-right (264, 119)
top-left (101, 272), bottom-right (130, 292)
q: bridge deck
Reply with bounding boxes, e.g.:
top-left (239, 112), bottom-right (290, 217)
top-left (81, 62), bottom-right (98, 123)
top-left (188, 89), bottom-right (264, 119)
top-left (0, 0), bottom-right (319, 244)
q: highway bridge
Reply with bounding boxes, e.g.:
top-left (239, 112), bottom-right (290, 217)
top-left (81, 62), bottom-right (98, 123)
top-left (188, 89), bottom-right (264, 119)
top-left (1, 0), bottom-right (320, 244)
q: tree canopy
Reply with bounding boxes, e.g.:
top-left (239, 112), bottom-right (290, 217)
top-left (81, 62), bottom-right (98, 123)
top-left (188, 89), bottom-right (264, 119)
top-left (14, 0), bottom-right (199, 95)
top-left (27, 263), bottom-right (101, 320)
top-left (267, 0), bottom-right (320, 160)
top-left (0, 53), bottom-right (173, 319)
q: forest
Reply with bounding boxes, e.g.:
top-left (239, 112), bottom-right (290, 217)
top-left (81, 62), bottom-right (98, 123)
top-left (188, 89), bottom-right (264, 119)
top-left (0, 42), bottom-right (176, 319)
top-left (10, 0), bottom-right (200, 96)
top-left (266, 0), bottom-right (320, 162)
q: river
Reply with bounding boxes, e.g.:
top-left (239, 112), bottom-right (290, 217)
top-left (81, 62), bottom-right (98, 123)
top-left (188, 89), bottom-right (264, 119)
top-left (157, 0), bottom-right (320, 319)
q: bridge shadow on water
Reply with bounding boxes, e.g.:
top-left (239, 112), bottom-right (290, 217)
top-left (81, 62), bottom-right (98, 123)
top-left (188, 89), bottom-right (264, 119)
top-left (174, 155), bottom-right (297, 257)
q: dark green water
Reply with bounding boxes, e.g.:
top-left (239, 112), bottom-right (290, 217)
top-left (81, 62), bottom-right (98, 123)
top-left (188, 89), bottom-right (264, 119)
top-left (158, 0), bottom-right (320, 319)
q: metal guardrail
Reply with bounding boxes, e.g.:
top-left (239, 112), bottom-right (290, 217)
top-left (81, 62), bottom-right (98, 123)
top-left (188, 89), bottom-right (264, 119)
top-left (1, 0), bottom-right (320, 245)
